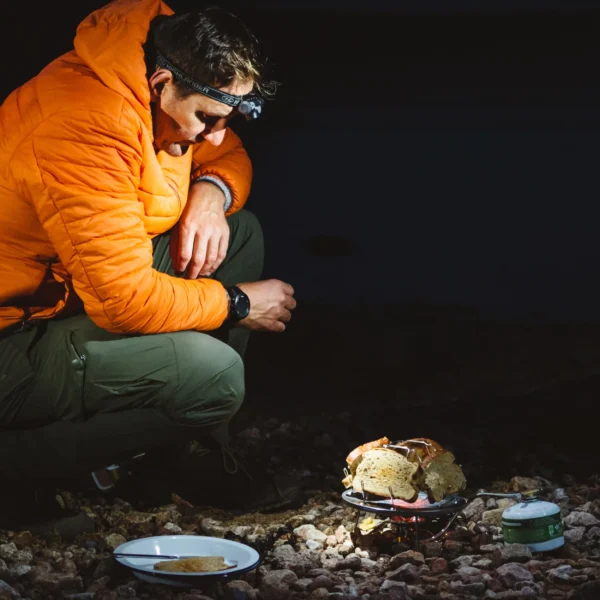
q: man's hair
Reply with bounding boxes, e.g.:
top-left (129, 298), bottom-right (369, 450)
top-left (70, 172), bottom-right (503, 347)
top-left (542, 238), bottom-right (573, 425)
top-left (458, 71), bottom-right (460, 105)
top-left (150, 7), bottom-right (277, 99)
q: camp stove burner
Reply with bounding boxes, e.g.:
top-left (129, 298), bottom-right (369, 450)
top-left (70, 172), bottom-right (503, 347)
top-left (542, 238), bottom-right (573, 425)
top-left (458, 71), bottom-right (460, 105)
top-left (341, 489), bottom-right (468, 552)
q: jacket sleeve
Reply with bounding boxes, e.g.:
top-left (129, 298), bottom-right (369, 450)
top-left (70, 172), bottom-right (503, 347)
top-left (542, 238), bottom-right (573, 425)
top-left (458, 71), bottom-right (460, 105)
top-left (191, 127), bottom-right (252, 215)
top-left (30, 109), bottom-right (229, 334)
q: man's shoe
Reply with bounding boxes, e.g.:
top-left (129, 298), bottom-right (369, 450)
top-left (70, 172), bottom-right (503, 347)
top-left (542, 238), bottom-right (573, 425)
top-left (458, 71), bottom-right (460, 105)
top-left (116, 442), bottom-right (302, 513)
top-left (0, 481), bottom-right (95, 540)
top-left (178, 442), bottom-right (303, 512)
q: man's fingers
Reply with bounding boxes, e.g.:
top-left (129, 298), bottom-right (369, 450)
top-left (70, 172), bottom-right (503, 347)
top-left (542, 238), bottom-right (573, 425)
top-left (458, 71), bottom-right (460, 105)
top-left (200, 235), bottom-right (220, 276)
top-left (285, 296), bottom-right (297, 311)
top-left (279, 308), bottom-right (292, 323)
top-left (176, 225), bottom-right (198, 275)
top-left (187, 233), bottom-right (208, 279)
top-left (280, 282), bottom-right (295, 296)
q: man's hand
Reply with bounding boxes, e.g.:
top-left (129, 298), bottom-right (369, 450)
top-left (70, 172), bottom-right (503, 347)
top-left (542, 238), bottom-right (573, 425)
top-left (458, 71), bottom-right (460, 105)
top-left (237, 280), bottom-right (296, 332)
top-left (171, 181), bottom-right (230, 278)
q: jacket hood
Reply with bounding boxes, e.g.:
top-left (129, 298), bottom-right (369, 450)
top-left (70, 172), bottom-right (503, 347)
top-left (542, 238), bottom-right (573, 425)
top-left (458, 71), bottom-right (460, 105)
top-left (74, 0), bottom-right (174, 131)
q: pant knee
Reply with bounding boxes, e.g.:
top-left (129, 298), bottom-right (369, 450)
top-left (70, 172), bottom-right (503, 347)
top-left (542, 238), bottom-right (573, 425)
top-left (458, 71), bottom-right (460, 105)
top-left (165, 333), bottom-right (245, 428)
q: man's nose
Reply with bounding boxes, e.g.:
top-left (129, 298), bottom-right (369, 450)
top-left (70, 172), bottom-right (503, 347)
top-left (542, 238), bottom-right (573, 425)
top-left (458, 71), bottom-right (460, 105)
top-left (192, 123), bottom-right (207, 140)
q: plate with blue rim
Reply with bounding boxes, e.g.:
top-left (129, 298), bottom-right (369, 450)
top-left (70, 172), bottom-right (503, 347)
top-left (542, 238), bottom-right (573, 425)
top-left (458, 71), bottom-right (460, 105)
top-left (113, 535), bottom-right (261, 588)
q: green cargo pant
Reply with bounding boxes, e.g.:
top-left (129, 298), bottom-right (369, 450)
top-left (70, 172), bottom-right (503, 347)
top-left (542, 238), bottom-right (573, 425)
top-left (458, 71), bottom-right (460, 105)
top-left (0, 210), bottom-right (263, 482)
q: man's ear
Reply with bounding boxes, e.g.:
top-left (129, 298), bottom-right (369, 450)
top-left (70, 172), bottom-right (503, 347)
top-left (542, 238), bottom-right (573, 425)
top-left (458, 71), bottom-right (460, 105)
top-left (149, 68), bottom-right (173, 101)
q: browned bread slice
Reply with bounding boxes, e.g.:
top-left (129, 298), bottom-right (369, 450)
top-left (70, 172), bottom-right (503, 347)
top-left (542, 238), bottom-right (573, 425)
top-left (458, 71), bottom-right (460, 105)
top-left (154, 556), bottom-right (231, 573)
top-left (352, 448), bottom-right (419, 501)
top-left (346, 437), bottom-right (390, 470)
top-left (422, 456), bottom-right (466, 502)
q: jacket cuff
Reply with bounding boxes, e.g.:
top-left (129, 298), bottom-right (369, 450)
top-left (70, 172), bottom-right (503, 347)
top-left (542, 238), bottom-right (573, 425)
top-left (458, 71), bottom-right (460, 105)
top-left (192, 175), bottom-right (233, 212)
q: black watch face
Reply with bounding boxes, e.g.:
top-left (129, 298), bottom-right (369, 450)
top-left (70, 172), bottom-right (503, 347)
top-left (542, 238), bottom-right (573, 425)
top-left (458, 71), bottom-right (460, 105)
top-left (234, 293), bottom-right (250, 319)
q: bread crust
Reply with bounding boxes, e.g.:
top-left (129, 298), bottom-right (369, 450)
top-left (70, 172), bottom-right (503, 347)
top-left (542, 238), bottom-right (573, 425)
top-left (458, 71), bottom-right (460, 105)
top-left (342, 437), bottom-right (466, 503)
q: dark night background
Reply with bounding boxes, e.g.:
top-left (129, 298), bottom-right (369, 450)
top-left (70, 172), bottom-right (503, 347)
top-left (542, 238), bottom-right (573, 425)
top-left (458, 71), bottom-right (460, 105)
top-left (2, 1), bottom-right (600, 482)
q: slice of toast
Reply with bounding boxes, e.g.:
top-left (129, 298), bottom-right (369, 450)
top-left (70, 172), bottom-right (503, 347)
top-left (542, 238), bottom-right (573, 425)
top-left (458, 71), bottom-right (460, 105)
top-left (154, 556), bottom-right (231, 573)
top-left (352, 448), bottom-right (419, 501)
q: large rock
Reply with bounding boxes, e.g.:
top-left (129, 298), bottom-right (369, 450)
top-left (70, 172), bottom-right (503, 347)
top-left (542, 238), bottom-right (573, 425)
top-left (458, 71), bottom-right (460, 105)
top-left (259, 569), bottom-right (298, 600)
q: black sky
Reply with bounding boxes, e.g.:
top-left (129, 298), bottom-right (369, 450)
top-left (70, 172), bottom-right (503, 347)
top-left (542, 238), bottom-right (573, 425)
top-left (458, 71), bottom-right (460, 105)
top-left (2, 1), bottom-right (599, 322)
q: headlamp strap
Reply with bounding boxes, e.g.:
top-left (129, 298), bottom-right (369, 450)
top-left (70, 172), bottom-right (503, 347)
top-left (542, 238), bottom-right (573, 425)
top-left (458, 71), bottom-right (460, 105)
top-left (155, 52), bottom-right (242, 107)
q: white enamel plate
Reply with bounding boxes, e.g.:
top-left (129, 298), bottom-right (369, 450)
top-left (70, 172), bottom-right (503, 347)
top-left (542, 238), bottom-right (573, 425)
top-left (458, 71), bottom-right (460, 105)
top-left (113, 535), bottom-right (261, 588)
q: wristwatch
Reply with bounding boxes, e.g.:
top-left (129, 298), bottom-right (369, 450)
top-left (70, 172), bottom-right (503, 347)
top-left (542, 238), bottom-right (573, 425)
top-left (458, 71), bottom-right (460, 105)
top-left (225, 285), bottom-right (251, 322)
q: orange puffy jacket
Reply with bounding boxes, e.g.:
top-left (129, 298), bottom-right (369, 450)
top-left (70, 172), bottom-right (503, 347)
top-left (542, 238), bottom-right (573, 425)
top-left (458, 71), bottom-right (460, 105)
top-left (0, 0), bottom-right (252, 334)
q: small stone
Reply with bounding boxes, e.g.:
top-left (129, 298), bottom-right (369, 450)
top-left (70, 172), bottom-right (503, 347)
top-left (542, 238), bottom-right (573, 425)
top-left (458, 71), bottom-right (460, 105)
top-left (547, 565), bottom-right (575, 583)
top-left (326, 536), bottom-right (337, 547)
top-left (456, 565), bottom-right (482, 581)
top-left (565, 512), bottom-right (600, 528)
top-left (510, 476), bottom-right (539, 492)
top-left (306, 539), bottom-right (324, 551)
top-left (162, 522), bottom-right (182, 534)
top-left (473, 558), bottom-right (493, 569)
top-left (11, 531), bottom-right (34, 549)
top-left (497, 499), bottom-right (517, 510)
top-left (386, 563), bottom-right (419, 583)
top-left (389, 551), bottom-right (425, 570)
top-left (291, 579), bottom-right (312, 592)
top-left (482, 509), bottom-right (505, 527)
top-left (430, 558), bottom-right (448, 574)
top-left (565, 527), bottom-right (586, 543)
top-left (585, 526), bottom-right (600, 540)
top-left (0, 543), bottom-right (32, 563)
top-left (104, 533), bottom-right (127, 550)
top-left (499, 544), bottom-right (532, 563)
top-left (360, 557), bottom-right (376, 570)
top-left (496, 562), bottom-right (534, 587)
top-left (552, 488), bottom-right (569, 502)
top-left (462, 497), bottom-right (486, 521)
top-left (200, 518), bottom-right (227, 537)
top-left (449, 555), bottom-right (474, 568)
top-left (380, 579), bottom-right (409, 598)
top-left (444, 540), bottom-right (465, 558)
top-left (9, 563), bottom-right (31, 578)
top-left (338, 541), bottom-right (354, 556)
top-left (309, 576), bottom-right (333, 591)
top-left (335, 526), bottom-right (350, 544)
top-left (271, 546), bottom-right (318, 576)
top-left (340, 555), bottom-right (362, 571)
top-left (310, 588), bottom-right (328, 599)
top-left (0, 580), bottom-right (20, 599)
top-left (224, 580), bottom-right (253, 600)
top-left (294, 525), bottom-right (327, 543)
top-left (259, 569), bottom-right (298, 600)
top-left (421, 541), bottom-right (443, 557)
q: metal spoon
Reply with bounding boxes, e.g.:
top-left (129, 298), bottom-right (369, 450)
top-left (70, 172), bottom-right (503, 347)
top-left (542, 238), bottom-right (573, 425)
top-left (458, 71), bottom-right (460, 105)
top-left (113, 552), bottom-right (237, 567)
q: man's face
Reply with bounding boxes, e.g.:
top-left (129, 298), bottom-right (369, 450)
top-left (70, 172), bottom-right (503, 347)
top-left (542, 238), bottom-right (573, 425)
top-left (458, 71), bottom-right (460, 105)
top-left (150, 71), bottom-right (253, 157)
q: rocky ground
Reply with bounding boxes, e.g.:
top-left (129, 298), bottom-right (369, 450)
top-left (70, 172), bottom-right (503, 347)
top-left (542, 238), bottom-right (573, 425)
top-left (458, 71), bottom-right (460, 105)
top-left (0, 419), bottom-right (598, 600)
top-left (1, 315), bottom-right (599, 600)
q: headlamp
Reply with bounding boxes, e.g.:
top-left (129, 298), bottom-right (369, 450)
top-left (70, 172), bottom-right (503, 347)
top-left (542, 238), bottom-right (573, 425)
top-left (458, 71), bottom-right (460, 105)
top-left (155, 53), bottom-right (264, 121)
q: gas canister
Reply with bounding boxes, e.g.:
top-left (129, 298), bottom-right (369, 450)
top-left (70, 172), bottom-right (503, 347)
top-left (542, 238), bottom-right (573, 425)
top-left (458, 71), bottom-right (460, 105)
top-left (501, 490), bottom-right (564, 552)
